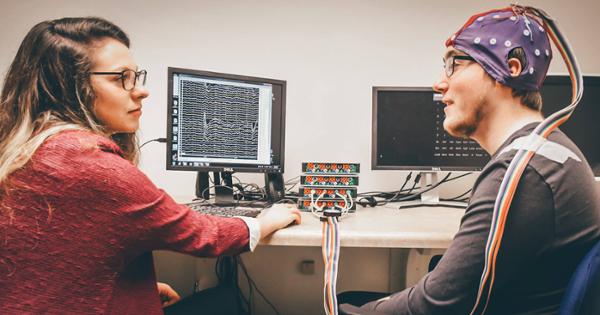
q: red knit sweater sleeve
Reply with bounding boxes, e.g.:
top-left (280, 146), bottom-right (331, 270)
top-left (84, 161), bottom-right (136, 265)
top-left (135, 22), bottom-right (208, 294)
top-left (36, 131), bottom-right (250, 258)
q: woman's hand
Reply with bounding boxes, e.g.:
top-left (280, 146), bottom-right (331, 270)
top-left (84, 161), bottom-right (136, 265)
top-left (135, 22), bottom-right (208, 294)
top-left (157, 282), bottom-right (181, 307)
top-left (257, 203), bottom-right (302, 238)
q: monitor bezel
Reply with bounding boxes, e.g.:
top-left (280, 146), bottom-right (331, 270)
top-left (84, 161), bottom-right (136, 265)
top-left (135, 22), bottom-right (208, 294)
top-left (543, 73), bottom-right (600, 178)
top-left (371, 86), bottom-right (487, 172)
top-left (166, 67), bottom-right (286, 174)
top-left (542, 74), bottom-right (600, 94)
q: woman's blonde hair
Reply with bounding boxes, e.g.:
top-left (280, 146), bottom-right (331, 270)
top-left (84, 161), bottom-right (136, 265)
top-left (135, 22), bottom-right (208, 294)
top-left (0, 17), bottom-right (139, 195)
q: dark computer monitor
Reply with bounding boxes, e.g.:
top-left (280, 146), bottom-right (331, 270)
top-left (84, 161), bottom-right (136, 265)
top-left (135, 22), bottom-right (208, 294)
top-left (540, 75), bottom-right (600, 177)
top-left (372, 86), bottom-right (489, 208)
top-left (372, 79), bottom-right (600, 175)
top-left (166, 67), bottom-right (287, 204)
top-left (372, 86), bottom-right (490, 172)
top-left (372, 78), bottom-right (600, 208)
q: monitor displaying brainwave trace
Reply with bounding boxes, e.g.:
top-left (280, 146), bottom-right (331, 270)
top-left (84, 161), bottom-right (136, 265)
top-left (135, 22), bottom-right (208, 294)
top-left (177, 75), bottom-right (270, 162)
top-left (167, 68), bottom-right (286, 173)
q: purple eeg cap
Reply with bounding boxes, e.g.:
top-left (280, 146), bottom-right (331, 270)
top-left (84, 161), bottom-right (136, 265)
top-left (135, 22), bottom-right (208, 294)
top-left (446, 7), bottom-right (552, 91)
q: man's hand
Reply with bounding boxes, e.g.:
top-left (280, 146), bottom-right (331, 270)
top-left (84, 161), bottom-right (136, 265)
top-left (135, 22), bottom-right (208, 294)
top-left (157, 282), bottom-right (181, 307)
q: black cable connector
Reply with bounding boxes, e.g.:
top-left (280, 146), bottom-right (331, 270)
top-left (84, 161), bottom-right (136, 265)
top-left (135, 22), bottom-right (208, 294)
top-left (320, 208), bottom-right (343, 221)
top-left (139, 137), bottom-right (167, 149)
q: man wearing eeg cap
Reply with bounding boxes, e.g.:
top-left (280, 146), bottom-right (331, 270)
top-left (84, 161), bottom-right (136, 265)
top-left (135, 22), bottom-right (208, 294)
top-left (448, 7), bottom-right (552, 91)
top-left (340, 5), bottom-right (600, 315)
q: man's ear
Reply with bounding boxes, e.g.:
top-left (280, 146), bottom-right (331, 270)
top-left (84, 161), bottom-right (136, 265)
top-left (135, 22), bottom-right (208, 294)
top-left (508, 58), bottom-right (522, 77)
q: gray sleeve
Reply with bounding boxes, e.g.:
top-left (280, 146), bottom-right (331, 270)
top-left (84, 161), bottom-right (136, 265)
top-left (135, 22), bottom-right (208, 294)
top-left (344, 164), bottom-right (554, 315)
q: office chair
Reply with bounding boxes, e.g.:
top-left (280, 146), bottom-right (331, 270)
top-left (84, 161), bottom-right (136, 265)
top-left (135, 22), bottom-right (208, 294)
top-left (558, 239), bottom-right (600, 315)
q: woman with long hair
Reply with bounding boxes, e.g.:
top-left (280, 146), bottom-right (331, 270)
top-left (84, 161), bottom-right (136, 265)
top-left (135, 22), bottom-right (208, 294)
top-left (0, 17), bottom-right (300, 314)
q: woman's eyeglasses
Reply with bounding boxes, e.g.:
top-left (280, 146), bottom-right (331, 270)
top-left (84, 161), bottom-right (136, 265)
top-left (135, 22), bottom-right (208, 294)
top-left (89, 69), bottom-right (147, 91)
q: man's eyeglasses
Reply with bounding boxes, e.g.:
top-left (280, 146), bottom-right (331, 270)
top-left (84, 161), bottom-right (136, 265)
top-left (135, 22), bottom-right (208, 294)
top-left (444, 55), bottom-right (475, 77)
top-left (89, 69), bottom-right (147, 91)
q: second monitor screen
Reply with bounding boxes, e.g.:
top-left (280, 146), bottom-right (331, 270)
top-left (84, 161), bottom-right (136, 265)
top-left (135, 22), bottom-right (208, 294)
top-left (373, 87), bottom-right (490, 171)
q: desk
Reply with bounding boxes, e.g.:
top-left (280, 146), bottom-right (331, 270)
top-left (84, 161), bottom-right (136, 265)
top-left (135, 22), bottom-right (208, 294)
top-left (256, 205), bottom-right (466, 305)
top-left (262, 205), bottom-right (464, 248)
top-left (174, 196), bottom-right (465, 249)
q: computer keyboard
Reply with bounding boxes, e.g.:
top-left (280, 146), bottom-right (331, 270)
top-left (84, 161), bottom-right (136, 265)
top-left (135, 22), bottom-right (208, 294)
top-left (185, 201), bottom-right (262, 218)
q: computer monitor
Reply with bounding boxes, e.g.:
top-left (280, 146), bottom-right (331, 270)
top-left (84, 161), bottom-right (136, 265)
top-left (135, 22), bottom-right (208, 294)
top-left (166, 67), bottom-right (286, 204)
top-left (372, 86), bottom-right (490, 172)
top-left (372, 87), bottom-right (489, 208)
top-left (540, 75), bottom-right (600, 177)
top-left (372, 77), bottom-right (600, 208)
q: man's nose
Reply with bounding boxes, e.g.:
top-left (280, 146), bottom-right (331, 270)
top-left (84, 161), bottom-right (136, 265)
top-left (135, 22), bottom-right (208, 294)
top-left (433, 70), bottom-right (449, 94)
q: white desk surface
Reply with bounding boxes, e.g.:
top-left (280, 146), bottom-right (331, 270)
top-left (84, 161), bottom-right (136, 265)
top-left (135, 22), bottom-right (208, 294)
top-left (176, 196), bottom-right (465, 249)
top-left (260, 205), bottom-right (464, 248)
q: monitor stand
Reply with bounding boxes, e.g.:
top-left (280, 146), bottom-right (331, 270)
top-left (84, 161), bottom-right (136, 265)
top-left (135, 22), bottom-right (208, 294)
top-left (397, 172), bottom-right (468, 209)
top-left (195, 171), bottom-right (286, 206)
top-left (196, 171), bottom-right (235, 206)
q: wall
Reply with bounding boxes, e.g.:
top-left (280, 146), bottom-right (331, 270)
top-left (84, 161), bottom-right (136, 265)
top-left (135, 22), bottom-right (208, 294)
top-left (2, 0), bottom-right (599, 314)
top-left (3, 0), bottom-right (599, 193)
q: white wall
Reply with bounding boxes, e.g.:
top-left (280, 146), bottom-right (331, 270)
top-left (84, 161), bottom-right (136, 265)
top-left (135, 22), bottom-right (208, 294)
top-left (3, 0), bottom-right (599, 196)
top-left (2, 1), bottom-right (599, 314)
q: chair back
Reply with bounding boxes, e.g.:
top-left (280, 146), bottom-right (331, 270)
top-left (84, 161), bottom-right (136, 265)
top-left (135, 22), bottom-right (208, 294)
top-left (558, 239), bottom-right (600, 315)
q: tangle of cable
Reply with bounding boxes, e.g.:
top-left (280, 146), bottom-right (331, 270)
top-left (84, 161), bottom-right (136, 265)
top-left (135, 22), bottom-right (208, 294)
top-left (308, 190), bottom-right (350, 315)
top-left (322, 216), bottom-right (341, 315)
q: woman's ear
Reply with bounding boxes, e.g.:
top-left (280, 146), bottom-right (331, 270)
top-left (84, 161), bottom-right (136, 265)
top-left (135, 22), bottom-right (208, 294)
top-left (508, 58), bottom-right (523, 77)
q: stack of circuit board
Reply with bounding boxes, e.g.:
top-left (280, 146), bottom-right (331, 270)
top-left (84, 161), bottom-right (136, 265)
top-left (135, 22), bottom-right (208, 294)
top-left (298, 162), bottom-right (359, 213)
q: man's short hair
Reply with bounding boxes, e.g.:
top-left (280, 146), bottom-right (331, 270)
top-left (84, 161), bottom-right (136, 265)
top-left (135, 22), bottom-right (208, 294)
top-left (509, 47), bottom-right (543, 111)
